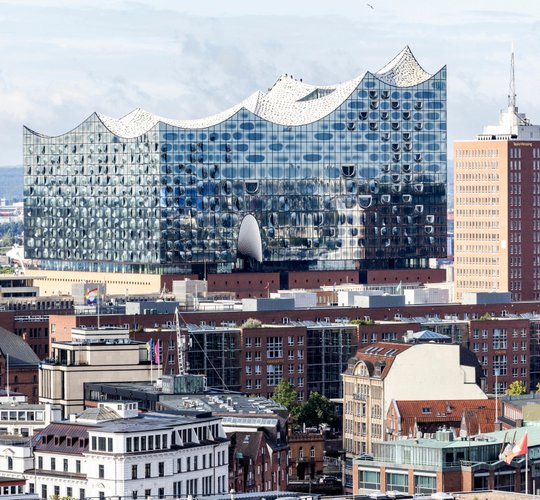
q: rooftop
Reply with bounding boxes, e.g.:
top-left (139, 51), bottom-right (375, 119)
top-left (94, 411), bottom-right (217, 433)
top-left (0, 326), bottom-right (40, 366)
top-left (29, 47), bottom-right (438, 138)
top-left (392, 399), bottom-right (497, 435)
top-left (160, 393), bottom-right (287, 417)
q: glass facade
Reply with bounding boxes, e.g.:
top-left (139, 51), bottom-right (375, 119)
top-left (306, 324), bottom-right (357, 399)
top-left (24, 51), bottom-right (446, 274)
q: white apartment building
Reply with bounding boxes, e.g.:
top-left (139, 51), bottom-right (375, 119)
top-left (5, 401), bottom-right (229, 499)
top-left (0, 391), bottom-right (62, 437)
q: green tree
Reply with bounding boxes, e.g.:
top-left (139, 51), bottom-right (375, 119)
top-left (351, 319), bottom-right (374, 325)
top-left (536, 382), bottom-right (540, 394)
top-left (272, 378), bottom-right (298, 410)
top-left (241, 318), bottom-right (262, 329)
top-left (479, 313), bottom-right (493, 321)
top-left (295, 391), bottom-right (334, 428)
top-left (505, 380), bottom-right (527, 396)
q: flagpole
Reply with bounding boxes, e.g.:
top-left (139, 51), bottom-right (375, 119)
top-left (97, 292), bottom-right (101, 329)
top-left (526, 449), bottom-right (529, 494)
top-left (150, 339), bottom-right (153, 384)
top-left (6, 354), bottom-right (9, 398)
top-left (158, 340), bottom-right (162, 380)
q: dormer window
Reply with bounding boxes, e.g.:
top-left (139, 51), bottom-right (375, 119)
top-left (422, 407), bottom-right (431, 414)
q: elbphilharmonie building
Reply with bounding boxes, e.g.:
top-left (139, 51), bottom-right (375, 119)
top-left (23, 47), bottom-right (447, 275)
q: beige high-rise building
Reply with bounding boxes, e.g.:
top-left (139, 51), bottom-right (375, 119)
top-left (454, 54), bottom-right (540, 301)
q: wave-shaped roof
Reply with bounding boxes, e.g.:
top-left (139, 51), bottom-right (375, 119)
top-left (38, 47), bottom-right (436, 138)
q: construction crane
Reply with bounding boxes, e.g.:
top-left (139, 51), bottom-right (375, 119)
top-left (175, 307), bottom-right (187, 376)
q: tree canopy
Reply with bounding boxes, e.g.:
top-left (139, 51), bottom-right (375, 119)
top-left (505, 380), bottom-right (527, 396)
top-left (272, 380), bottom-right (335, 429)
top-left (295, 391), bottom-right (334, 428)
top-left (272, 379), bottom-right (298, 409)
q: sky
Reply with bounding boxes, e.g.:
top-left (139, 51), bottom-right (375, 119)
top-left (1, 0), bottom-right (540, 165)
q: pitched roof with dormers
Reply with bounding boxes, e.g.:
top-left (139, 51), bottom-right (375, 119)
top-left (33, 423), bottom-right (91, 455)
top-left (391, 399), bottom-right (497, 437)
top-left (346, 342), bottom-right (412, 378)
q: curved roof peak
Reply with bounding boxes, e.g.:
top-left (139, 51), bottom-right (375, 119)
top-left (375, 46), bottom-right (433, 87)
top-left (32, 48), bottom-right (439, 138)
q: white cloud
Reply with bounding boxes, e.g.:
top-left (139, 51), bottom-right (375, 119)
top-left (1, 0), bottom-right (540, 164)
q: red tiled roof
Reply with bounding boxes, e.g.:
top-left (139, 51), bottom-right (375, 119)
top-left (392, 399), bottom-right (497, 436)
top-left (351, 342), bottom-right (412, 378)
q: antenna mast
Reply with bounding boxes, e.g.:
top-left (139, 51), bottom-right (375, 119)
top-left (508, 46), bottom-right (516, 108)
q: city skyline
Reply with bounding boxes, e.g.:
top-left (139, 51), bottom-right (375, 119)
top-left (1, 0), bottom-right (539, 165)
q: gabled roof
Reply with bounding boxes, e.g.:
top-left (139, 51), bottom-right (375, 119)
top-left (0, 327), bottom-right (39, 367)
top-left (349, 342), bottom-right (411, 378)
top-left (231, 431), bottom-right (265, 460)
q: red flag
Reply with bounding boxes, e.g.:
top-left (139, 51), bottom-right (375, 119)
top-left (154, 339), bottom-right (160, 364)
top-left (504, 432), bottom-right (528, 464)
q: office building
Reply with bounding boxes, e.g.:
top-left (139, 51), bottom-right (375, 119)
top-left (39, 327), bottom-right (153, 417)
top-left (183, 321), bottom-right (357, 399)
top-left (24, 47), bottom-right (446, 279)
top-left (353, 427), bottom-right (536, 495)
top-left (454, 53), bottom-right (540, 301)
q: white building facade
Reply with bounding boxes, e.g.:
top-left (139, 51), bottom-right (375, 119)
top-left (4, 402), bottom-right (229, 499)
